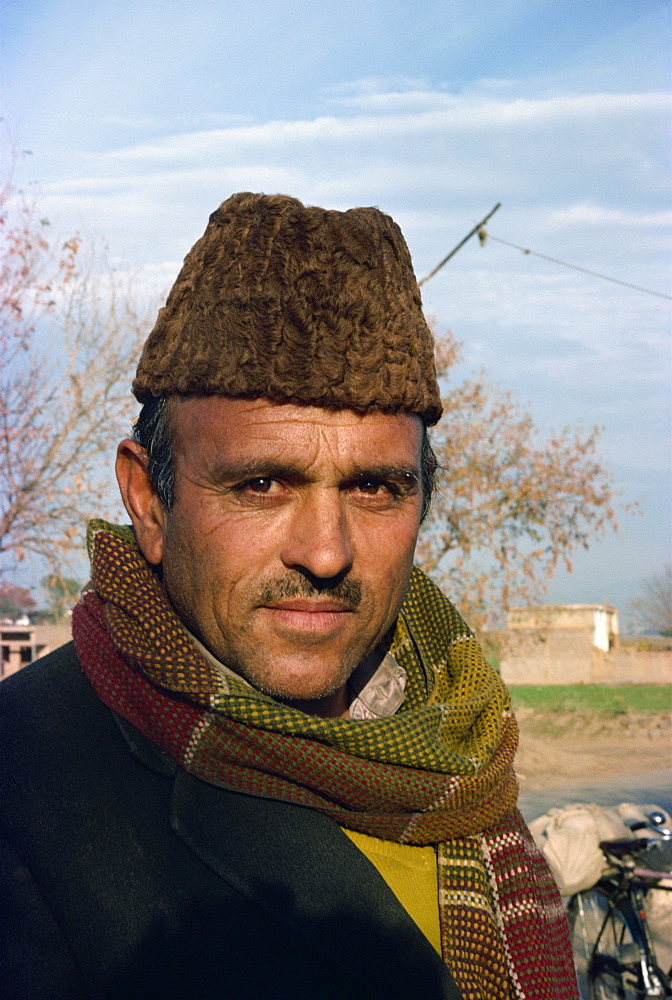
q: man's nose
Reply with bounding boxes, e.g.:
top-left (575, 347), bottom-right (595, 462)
top-left (279, 490), bottom-right (354, 581)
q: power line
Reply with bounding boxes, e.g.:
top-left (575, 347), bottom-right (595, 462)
top-left (481, 232), bottom-right (671, 301)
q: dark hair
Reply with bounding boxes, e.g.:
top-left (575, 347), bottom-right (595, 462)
top-left (419, 428), bottom-right (438, 522)
top-left (132, 394), bottom-right (175, 510)
top-left (133, 394), bottom-right (437, 521)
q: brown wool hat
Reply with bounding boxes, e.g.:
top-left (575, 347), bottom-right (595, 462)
top-left (133, 192), bottom-right (442, 425)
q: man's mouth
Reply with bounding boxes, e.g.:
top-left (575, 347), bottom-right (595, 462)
top-left (266, 599), bottom-right (352, 612)
top-left (261, 599), bottom-right (354, 634)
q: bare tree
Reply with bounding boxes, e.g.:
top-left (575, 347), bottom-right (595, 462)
top-left (0, 172), bottom-right (156, 574)
top-left (628, 566), bottom-right (672, 636)
top-left (418, 330), bottom-right (621, 628)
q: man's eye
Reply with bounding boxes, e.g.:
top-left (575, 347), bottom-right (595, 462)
top-left (356, 480), bottom-right (388, 495)
top-left (243, 478), bottom-right (278, 494)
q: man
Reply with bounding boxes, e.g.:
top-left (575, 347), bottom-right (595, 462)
top-left (0, 194), bottom-right (578, 999)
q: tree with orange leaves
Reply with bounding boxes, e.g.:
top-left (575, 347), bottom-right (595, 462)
top-left (0, 169), bottom-right (153, 575)
top-left (0, 580), bottom-right (37, 620)
top-left (417, 330), bottom-right (620, 628)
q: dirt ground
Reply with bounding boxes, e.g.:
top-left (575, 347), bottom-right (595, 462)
top-left (514, 707), bottom-right (671, 791)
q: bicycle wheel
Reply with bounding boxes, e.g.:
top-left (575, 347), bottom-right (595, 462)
top-left (570, 888), bottom-right (669, 999)
top-left (569, 888), bottom-right (610, 999)
top-left (595, 905), bottom-right (671, 999)
top-left (591, 898), bottom-right (640, 999)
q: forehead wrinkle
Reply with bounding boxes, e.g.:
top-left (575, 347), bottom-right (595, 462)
top-left (169, 397), bottom-right (423, 479)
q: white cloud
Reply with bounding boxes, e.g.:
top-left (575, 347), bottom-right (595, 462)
top-left (549, 205), bottom-right (672, 229)
top-left (65, 89), bottom-right (668, 171)
top-left (325, 83), bottom-right (669, 122)
top-left (36, 84), bottom-right (669, 264)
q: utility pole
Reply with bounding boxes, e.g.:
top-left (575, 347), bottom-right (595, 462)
top-left (418, 203), bottom-right (501, 287)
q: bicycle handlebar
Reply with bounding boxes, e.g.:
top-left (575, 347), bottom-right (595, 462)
top-left (599, 837), bottom-right (651, 858)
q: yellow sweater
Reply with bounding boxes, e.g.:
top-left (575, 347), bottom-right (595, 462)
top-left (343, 829), bottom-right (441, 955)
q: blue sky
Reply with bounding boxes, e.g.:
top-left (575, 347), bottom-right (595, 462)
top-left (1, 0), bottom-right (670, 619)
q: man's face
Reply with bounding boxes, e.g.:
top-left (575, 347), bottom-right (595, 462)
top-left (139, 397), bottom-right (423, 712)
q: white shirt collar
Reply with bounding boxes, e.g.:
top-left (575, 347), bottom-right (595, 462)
top-left (187, 630), bottom-right (406, 720)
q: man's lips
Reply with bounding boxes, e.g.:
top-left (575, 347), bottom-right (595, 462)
top-left (264, 599), bottom-right (353, 613)
top-left (260, 599), bottom-right (354, 634)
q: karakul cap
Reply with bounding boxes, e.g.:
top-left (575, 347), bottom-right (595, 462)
top-left (133, 192), bottom-right (442, 425)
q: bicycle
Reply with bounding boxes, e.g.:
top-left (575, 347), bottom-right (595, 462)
top-left (568, 810), bottom-right (672, 999)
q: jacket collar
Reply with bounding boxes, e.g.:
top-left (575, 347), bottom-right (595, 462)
top-left (115, 712), bottom-right (461, 999)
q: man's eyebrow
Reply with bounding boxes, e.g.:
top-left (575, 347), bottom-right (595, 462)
top-left (203, 459), bottom-right (304, 484)
top-left (202, 460), bottom-right (420, 487)
top-left (345, 464), bottom-right (420, 486)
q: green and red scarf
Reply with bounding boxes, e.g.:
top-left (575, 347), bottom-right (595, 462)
top-left (72, 519), bottom-right (578, 1000)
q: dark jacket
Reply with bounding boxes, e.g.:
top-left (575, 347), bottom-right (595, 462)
top-left (0, 644), bottom-right (462, 1000)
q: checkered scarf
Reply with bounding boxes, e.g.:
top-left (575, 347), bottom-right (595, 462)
top-left (72, 519), bottom-right (578, 1000)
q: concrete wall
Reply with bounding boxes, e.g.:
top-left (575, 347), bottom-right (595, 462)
top-left (34, 623), bottom-right (72, 659)
top-left (501, 625), bottom-right (595, 684)
top-left (590, 648), bottom-right (672, 686)
top-left (499, 603), bottom-right (671, 685)
top-left (501, 636), bottom-right (671, 685)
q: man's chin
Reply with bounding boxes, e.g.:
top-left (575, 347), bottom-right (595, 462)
top-left (248, 672), bottom-right (348, 703)
top-left (277, 686), bottom-right (351, 719)
top-left (236, 657), bottom-right (356, 711)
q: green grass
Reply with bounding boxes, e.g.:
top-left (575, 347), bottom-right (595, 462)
top-left (508, 684), bottom-right (672, 715)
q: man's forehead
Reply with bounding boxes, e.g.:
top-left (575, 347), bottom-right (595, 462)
top-left (167, 395), bottom-right (423, 464)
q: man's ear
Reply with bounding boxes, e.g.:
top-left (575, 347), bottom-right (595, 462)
top-left (115, 439), bottom-right (166, 566)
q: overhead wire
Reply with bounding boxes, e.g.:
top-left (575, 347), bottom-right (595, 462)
top-left (418, 206), bottom-right (671, 300)
top-left (479, 231), bottom-right (671, 301)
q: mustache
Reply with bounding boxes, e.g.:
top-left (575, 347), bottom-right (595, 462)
top-left (258, 575), bottom-right (362, 609)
